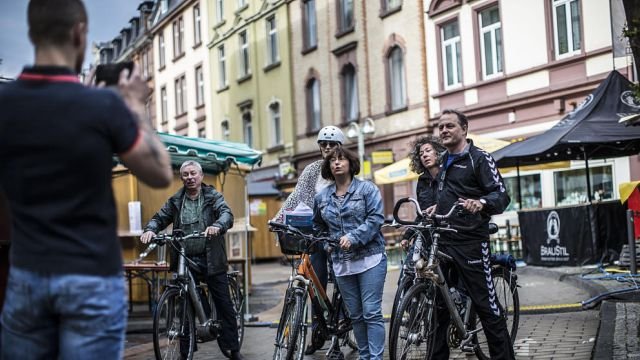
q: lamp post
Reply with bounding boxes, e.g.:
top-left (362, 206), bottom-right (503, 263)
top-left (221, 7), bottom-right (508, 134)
top-left (347, 117), bottom-right (375, 179)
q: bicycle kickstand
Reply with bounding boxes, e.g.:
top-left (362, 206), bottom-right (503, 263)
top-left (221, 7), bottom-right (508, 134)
top-left (325, 336), bottom-right (344, 360)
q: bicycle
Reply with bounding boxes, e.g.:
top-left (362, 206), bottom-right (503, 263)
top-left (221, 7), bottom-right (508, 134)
top-left (145, 230), bottom-right (245, 360)
top-left (268, 221), bottom-right (357, 360)
top-left (388, 198), bottom-right (520, 360)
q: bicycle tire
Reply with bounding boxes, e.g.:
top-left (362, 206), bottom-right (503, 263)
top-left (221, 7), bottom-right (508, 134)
top-left (389, 281), bottom-right (438, 360)
top-left (335, 293), bottom-right (358, 351)
top-left (219, 275), bottom-right (246, 358)
top-left (153, 287), bottom-right (196, 360)
top-left (468, 267), bottom-right (520, 360)
top-left (389, 272), bottom-right (414, 338)
top-left (273, 288), bottom-right (306, 360)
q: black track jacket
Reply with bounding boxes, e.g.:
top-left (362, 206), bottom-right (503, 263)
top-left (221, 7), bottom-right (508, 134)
top-left (435, 139), bottom-right (510, 243)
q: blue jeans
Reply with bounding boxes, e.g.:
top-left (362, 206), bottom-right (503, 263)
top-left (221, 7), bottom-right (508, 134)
top-left (1, 266), bottom-right (127, 360)
top-left (335, 255), bottom-right (387, 360)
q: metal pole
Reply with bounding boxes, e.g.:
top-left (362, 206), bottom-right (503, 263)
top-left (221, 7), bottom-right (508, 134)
top-left (584, 148), bottom-right (592, 203)
top-left (243, 178), bottom-right (252, 319)
top-left (627, 209), bottom-right (637, 275)
top-left (358, 127), bottom-right (365, 180)
top-left (516, 160), bottom-right (522, 209)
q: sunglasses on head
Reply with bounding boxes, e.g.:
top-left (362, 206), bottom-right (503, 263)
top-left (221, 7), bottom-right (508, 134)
top-left (319, 141), bottom-right (339, 148)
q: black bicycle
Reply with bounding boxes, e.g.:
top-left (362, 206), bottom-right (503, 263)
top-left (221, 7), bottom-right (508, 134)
top-left (388, 198), bottom-right (519, 360)
top-left (268, 221), bottom-right (357, 360)
top-left (147, 230), bottom-right (245, 360)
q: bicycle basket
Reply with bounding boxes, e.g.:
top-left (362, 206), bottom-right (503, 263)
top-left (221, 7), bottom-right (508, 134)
top-left (277, 232), bottom-right (315, 255)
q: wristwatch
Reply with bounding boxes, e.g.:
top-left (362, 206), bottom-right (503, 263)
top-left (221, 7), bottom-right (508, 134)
top-left (479, 198), bottom-right (487, 206)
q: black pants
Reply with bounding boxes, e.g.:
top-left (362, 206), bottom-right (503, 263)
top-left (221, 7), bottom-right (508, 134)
top-left (431, 240), bottom-right (515, 360)
top-left (182, 257), bottom-right (239, 354)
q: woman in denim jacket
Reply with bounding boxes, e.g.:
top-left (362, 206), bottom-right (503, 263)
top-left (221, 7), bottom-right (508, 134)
top-left (312, 147), bottom-right (386, 360)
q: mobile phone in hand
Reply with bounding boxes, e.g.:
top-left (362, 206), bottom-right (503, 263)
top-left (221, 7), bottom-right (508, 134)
top-left (95, 61), bottom-right (134, 86)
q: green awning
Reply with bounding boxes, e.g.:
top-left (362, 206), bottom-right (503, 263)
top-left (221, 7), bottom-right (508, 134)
top-left (114, 133), bottom-right (263, 175)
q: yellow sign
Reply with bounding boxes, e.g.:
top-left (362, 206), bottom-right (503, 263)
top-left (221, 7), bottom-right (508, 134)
top-left (371, 150), bottom-right (394, 165)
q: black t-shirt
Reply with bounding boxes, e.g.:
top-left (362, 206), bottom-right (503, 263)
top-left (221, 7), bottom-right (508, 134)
top-left (0, 66), bottom-right (139, 276)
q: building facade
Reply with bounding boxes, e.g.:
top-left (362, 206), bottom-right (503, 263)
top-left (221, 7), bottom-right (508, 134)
top-left (425, 0), bottom-right (637, 216)
top-left (150, 0), bottom-right (212, 137)
top-left (288, 0), bottom-right (431, 214)
top-left (207, 0), bottom-right (294, 189)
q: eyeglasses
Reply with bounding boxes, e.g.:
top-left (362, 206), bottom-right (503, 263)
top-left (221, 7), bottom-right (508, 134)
top-left (318, 141), bottom-right (339, 148)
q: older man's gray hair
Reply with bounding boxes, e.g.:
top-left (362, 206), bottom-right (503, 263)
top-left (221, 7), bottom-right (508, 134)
top-left (180, 160), bottom-right (203, 174)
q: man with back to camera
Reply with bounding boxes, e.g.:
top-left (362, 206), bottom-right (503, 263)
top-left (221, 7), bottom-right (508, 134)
top-left (140, 160), bottom-right (244, 360)
top-left (427, 109), bottom-right (514, 359)
top-left (0, 0), bottom-right (173, 358)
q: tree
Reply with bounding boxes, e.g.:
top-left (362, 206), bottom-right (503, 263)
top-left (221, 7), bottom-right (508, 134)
top-left (622, 0), bottom-right (640, 97)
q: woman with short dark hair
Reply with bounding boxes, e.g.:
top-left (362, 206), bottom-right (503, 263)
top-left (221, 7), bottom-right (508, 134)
top-left (313, 147), bottom-right (386, 360)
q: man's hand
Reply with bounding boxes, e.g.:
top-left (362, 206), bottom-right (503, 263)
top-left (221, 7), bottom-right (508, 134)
top-left (339, 235), bottom-right (352, 250)
top-left (458, 198), bottom-right (484, 214)
top-left (140, 230), bottom-right (156, 244)
top-left (205, 226), bottom-right (222, 237)
top-left (400, 239), bottom-right (410, 250)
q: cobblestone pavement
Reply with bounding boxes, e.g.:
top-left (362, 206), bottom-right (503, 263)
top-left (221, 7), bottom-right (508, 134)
top-left (124, 310), bottom-right (599, 359)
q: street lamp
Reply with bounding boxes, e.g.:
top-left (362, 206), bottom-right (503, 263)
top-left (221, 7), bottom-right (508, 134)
top-left (347, 117), bottom-right (375, 179)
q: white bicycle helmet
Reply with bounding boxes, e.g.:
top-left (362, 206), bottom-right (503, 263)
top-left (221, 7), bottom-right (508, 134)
top-left (316, 125), bottom-right (345, 144)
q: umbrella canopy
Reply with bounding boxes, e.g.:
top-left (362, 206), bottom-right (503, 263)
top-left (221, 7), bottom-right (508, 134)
top-left (493, 70), bottom-right (640, 168)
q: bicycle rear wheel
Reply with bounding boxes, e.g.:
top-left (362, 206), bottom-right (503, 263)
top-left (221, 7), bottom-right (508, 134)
top-left (153, 287), bottom-right (196, 360)
top-left (468, 267), bottom-right (520, 360)
top-left (389, 281), bottom-right (438, 360)
top-left (273, 287), bottom-right (306, 360)
top-left (219, 274), bottom-right (246, 358)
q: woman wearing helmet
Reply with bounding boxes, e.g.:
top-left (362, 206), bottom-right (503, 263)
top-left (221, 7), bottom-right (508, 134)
top-left (271, 125), bottom-right (345, 354)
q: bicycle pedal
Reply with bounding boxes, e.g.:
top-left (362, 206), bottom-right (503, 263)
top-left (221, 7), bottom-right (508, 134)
top-left (325, 349), bottom-right (344, 360)
top-left (460, 344), bottom-right (476, 353)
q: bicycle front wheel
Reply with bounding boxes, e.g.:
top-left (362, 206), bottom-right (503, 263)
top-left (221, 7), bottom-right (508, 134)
top-left (273, 287), bottom-right (306, 360)
top-left (389, 271), bottom-right (414, 340)
top-left (469, 267), bottom-right (520, 360)
top-left (389, 281), bottom-right (438, 360)
top-left (153, 287), bottom-right (196, 360)
top-left (219, 274), bottom-right (246, 358)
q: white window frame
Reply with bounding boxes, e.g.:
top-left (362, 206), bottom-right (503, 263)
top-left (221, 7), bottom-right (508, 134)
top-left (339, 0), bottom-right (354, 32)
top-left (215, 0), bottom-right (224, 23)
top-left (266, 16), bottom-right (279, 65)
top-left (269, 102), bottom-right (283, 146)
top-left (218, 45), bottom-right (227, 88)
top-left (175, 75), bottom-right (187, 115)
top-left (160, 86), bottom-right (168, 123)
top-left (237, 0), bottom-right (246, 9)
top-left (243, 112), bottom-right (253, 148)
top-left (308, 79), bottom-right (321, 131)
top-left (441, 20), bottom-right (462, 90)
top-left (384, 0), bottom-right (402, 11)
top-left (238, 31), bottom-right (250, 77)
top-left (304, 0), bottom-right (317, 49)
top-left (479, 6), bottom-right (503, 79)
top-left (195, 65), bottom-right (204, 107)
top-left (158, 33), bottom-right (166, 68)
top-left (193, 4), bottom-right (202, 45)
top-left (552, 0), bottom-right (581, 59)
top-left (343, 66), bottom-right (359, 122)
top-left (173, 17), bottom-right (184, 58)
top-left (388, 46), bottom-right (406, 110)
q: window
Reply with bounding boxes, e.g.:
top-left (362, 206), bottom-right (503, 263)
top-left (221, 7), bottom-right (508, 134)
top-left (237, 0), bottom-right (246, 9)
top-left (158, 33), bottom-right (166, 68)
top-left (479, 6), bottom-right (503, 79)
top-left (341, 64), bottom-right (359, 122)
top-left (215, 0), bottom-right (224, 23)
top-left (243, 112), bottom-right (253, 148)
top-left (221, 119), bottom-right (230, 141)
top-left (552, 0), bottom-right (581, 58)
top-left (383, 0), bottom-right (402, 12)
top-left (160, 86), bottom-right (168, 123)
top-left (554, 166), bottom-right (613, 206)
top-left (504, 175), bottom-right (542, 211)
top-left (388, 46), bottom-right (406, 110)
top-left (303, 0), bottom-right (317, 49)
top-left (266, 16), bottom-right (279, 65)
top-left (195, 65), bottom-right (204, 107)
top-left (198, 127), bottom-right (206, 138)
top-left (174, 75), bottom-right (187, 116)
top-left (238, 31), bottom-right (250, 77)
top-left (338, 0), bottom-right (354, 33)
top-left (193, 5), bottom-right (202, 46)
top-left (441, 20), bottom-right (462, 89)
top-left (306, 78), bottom-right (321, 132)
top-left (173, 17), bottom-right (184, 58)
top-left (142, 48), bottom-right (149, 79)
top-left (270, 102), bottom-right (283, 146)
top-left (218, 45), bottom-right (227, 88)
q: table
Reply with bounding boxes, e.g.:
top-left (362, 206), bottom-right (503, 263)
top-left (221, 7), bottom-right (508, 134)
top-left (123, 261), bottom-right (170, 312)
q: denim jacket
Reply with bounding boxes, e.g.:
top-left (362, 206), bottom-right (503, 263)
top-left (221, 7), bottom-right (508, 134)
top-left (312, 178), bottom-right (385, 263)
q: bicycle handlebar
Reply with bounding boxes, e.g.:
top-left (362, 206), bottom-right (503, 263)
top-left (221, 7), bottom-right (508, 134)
top-left (267, 220), bottom-right (339, 246)
top-left (392, 198), bottom-right (492, 233)
top-left (151, 231), bottom-right (207, 246)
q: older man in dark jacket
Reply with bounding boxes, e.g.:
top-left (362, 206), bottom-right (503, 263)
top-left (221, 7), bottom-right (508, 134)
top-left (141, 160), bottom-right (243, 359)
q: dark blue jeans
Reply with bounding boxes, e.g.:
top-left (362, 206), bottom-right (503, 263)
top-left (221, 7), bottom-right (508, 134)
top-left (1, 266), bottom-right (127, 360)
